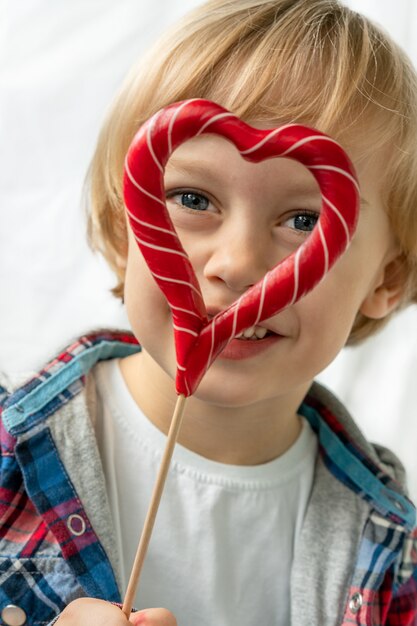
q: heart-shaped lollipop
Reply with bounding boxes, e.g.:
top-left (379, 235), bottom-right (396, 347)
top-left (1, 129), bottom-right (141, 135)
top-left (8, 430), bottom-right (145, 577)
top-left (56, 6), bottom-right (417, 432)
top-left (121, 99), bottom-right (361, 614)
top-left (123, 99), bottom-right (360, 396)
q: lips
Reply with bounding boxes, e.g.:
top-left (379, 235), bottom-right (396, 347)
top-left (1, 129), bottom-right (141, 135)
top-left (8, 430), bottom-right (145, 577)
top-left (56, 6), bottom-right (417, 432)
top-left (207, 310), bottom-right (281, 340)
top-left (219, 331), bottom-right (284, 360)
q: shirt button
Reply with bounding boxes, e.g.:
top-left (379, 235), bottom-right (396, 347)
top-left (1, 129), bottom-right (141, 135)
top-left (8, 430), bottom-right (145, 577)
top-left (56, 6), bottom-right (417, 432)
top-left (1, 605), bottom-right (27, 626)
top-left (67, 513), bottom-right (86, 536)
top-left (349, 592), bottom-right (363, 614)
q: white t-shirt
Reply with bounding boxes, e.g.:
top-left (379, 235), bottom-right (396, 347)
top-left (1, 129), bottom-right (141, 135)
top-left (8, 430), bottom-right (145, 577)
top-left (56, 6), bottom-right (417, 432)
top-left (93, 359), bottom-right (318, 626)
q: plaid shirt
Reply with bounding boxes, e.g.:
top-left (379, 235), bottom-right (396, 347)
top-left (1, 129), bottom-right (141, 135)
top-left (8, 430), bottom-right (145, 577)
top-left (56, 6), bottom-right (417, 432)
top-left (0, 330), bottom-right (416, 625)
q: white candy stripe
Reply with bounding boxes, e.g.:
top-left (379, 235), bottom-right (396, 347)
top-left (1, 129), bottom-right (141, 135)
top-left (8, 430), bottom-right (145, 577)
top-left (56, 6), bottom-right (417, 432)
top-left (231, 298), bottom-right (241, 338)
top-left (125, 159), bottom-right (166, 207)
top-left (239, 124), bottom-right (296, 155)
top-left (278, 135), bottom-right (340, 157)
top-left (206, 318), bottom-right (216, 373)
top-left (309, 165), bottom-right (360, 193)
top-left (173, 325), bottom-right (199, 337)
top-left (168, 100), bottom-right (194, 154)
top-left (134, 235), bottom-right (188, 259)
top-left (170, 304), bottom-right (202, 318)
top-left (290, 247), bottom-right (303, 305)
top-left (254, 273), bottom-right (268, 326)
top-left (322, 195), bottom-right (350, 244)
top-left (151, 272), bottom-right (204, 299)
top-left (147, 116), bottom-right (164, 174)
top-left (318, 222), bottom-right (329, 274)
top-left (227, 326), bottom-right (235, 347)
top-left (126, 208), bottom-right (179, 237)
top-left (196, 112), bottom-right (235, 136)
top-left (177, 364), bottom-right (186, 371)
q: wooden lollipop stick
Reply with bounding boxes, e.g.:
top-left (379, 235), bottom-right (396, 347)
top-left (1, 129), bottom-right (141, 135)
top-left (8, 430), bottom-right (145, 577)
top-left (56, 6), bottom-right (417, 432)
top-left (122, 393), bottom-right (188, 617)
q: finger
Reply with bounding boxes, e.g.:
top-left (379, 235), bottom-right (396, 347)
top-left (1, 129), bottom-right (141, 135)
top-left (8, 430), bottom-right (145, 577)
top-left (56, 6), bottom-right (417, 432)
top-left (130, 608), bottom-right (177, 626)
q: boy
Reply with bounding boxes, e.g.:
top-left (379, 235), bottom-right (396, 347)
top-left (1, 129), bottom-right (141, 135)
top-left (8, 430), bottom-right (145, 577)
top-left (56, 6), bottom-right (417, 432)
top-left (1, 1), bottom-right (417, 625)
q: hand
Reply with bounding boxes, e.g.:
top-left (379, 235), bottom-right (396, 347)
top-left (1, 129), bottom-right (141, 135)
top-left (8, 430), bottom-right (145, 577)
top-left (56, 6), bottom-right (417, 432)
top-left (55, 598), bottom-right (177, 625)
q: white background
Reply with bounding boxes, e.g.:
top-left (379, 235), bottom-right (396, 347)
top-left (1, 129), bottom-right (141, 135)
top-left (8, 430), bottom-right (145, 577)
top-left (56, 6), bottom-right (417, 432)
top-left (1, 1), bottom-right (416, 501)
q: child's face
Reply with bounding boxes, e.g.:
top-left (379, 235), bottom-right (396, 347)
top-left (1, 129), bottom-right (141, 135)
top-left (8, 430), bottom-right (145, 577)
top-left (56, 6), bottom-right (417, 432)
top-left (123, 133), bottom-right (397, 407)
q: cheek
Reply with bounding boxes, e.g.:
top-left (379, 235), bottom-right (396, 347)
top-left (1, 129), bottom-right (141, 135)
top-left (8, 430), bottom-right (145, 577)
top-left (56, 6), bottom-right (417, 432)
top-left (295, 257), bottom-right (370, 350)
top-left (124, 243), bottom-right (172, 346)
top-left (175, 229), bottom-right (209, 278)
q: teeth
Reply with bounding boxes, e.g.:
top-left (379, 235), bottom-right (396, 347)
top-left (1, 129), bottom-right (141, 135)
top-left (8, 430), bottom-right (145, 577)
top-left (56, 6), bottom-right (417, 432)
top-left (255, 327), bottom-right (268, 339)
top-left (237, 326), bottom-right (269, 340)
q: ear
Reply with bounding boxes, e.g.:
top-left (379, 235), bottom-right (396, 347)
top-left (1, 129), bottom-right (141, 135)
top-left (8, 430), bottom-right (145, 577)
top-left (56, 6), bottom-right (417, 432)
top-left (360, 254), bottom-right (407, 319)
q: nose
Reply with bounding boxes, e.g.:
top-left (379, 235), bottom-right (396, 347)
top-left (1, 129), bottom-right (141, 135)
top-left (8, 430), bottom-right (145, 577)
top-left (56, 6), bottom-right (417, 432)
top-left (203, 222), bottom-right (274, 294)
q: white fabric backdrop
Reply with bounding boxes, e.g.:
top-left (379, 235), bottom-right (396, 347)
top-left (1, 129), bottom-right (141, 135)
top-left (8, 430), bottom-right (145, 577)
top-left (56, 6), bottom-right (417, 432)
top-left (1, 0), bottom-right (416, 501)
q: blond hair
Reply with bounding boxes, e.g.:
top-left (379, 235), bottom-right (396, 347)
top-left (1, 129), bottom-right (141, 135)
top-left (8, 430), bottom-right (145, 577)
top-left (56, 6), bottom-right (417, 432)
top-left (87, 0), bottom-right (417, 344)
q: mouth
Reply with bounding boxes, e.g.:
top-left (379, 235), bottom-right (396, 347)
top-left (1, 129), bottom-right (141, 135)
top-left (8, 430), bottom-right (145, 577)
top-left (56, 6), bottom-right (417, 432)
top-left (207, 311), bottom-right (281, 341)
top-left (234, 324), bottom-right (273, 341)
top-left (219, 331), bottom-right (283, 360)
top-left (207, 312), bottom-right (284, 360)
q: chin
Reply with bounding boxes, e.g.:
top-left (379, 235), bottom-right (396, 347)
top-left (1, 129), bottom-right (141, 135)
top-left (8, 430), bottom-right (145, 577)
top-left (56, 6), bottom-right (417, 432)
top-left (190, 368), bottom-right (271, 409)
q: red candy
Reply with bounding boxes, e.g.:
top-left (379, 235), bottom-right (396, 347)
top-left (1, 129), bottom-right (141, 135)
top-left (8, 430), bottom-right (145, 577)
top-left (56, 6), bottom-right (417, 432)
top-left (123, 99), bottom-right (360, 396)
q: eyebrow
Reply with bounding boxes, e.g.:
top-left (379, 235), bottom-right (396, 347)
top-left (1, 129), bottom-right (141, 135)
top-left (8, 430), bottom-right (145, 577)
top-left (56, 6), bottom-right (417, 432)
top-left (166, 158), bottom-right (220, 184)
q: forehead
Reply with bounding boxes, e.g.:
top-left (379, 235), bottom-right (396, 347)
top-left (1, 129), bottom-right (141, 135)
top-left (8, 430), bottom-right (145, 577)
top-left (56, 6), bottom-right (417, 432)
top-left (166, 134), bottom-right (322, 193)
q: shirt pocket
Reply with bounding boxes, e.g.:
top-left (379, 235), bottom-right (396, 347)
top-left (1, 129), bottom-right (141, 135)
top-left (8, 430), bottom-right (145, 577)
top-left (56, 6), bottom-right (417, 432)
top-left (0, 557), bottom-right (84, 626)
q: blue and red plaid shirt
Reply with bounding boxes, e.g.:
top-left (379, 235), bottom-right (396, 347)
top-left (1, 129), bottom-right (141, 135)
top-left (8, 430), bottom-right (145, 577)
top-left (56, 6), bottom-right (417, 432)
top-left (0, 330), bottom-right (416, 625)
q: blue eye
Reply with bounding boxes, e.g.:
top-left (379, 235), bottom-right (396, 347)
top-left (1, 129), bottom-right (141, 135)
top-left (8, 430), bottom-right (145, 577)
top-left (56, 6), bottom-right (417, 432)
top-left (286, 212), bottom-right (319, 232)
top-left (180, 192), bottom-right (209, 211)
